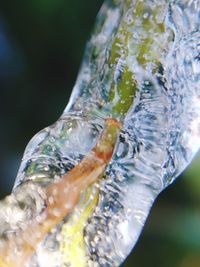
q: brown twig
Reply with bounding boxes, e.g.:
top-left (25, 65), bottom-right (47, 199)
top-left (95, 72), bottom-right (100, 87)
top-left (0, 118), bottom-right (121, 267)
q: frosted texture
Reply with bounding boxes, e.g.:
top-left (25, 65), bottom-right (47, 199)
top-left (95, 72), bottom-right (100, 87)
top-left (0, 0), bottom-right (199, 266)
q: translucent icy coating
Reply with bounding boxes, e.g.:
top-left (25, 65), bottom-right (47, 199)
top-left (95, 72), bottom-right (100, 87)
top-left (0, 0), bottom-right (199, 266)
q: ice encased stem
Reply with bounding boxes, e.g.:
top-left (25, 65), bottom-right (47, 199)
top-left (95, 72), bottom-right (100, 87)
top-left (0, 0), bottom-right (199, 266)
top-left (65, 0), bottom-right (200, 265)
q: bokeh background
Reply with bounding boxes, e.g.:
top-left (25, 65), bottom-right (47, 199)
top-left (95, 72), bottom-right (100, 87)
top-left (0, 1), bottom-right (199, 266)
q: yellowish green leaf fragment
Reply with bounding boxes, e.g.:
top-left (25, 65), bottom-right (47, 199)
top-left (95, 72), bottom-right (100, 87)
top-left (60, 185), bottom-right (99, 267)
top-left (108, 0), bottom-right (169, 116)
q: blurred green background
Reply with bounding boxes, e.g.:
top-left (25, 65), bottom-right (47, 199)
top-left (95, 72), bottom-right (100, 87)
top-left (0, 1), bottom-right (199, 266)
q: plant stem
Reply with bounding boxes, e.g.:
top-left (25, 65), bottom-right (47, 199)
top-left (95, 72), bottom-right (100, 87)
top-left (0, 119), bottom-right (121, 267)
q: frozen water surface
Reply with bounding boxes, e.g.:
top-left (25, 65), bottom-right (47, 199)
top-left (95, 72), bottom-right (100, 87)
top-left (0, 0), bottom-right (199, 266)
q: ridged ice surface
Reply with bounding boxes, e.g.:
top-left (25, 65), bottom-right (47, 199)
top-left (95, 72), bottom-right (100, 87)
top-left (0, 0), bottom-right (199, 266)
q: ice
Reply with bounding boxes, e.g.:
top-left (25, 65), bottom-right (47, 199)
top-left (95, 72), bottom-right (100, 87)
top-left (0, 0), bottom-right (199, 266)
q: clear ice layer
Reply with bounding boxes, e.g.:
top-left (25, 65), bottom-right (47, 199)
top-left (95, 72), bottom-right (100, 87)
top-left (0, 0), bottom-right (199, 266)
